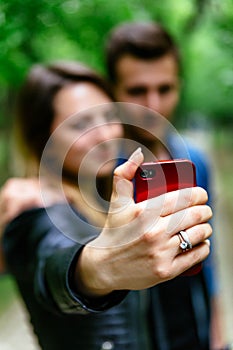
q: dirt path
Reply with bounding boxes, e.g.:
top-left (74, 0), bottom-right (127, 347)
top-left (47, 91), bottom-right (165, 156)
top-left (0, 297), bottom-right (40, 350)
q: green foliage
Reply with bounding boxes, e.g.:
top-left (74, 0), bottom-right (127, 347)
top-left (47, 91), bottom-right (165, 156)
top-left (180, 0), bottom-right (233, 126)
top-left (0, 0), bottom-right (232, 128)
top-left (0, 275), bottom-right (17, 312)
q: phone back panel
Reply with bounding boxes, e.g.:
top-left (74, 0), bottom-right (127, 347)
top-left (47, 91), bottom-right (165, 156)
top-left (135, 159), bottom-right (196, 203)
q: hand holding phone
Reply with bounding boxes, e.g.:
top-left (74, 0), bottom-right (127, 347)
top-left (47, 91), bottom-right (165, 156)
top-left (134, 159), bottom-right (202, 276)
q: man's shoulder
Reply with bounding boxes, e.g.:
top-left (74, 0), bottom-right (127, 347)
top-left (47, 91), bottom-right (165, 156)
top-left (168, 133), bottom-right (209, 166)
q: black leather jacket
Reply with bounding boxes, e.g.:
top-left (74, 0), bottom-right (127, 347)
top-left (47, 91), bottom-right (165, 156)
top-left (3, 204), bottom-right (210, 350)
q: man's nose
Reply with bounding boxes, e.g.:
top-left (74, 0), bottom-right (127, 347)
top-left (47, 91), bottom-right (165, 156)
top-left (145, 91), bottom-right (161, 113)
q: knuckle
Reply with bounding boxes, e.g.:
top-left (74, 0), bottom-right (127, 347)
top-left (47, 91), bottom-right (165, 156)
top-left (194, 229), bottom-right (203, 242)
top-left (183, 187), bottom-right (195, 203)
top-left (190, 206), bottom-right (203, 223)
top-left (195, 223), bottom-right (212, 241)
top-left (134, 205), bottom-right (144, 219)
top-left (141, 230), bottom-right (154, 243)
top-left (162, 191), bottom-right (172, 205)
top-left (163, 194), bottom-right (175, 212)
top-left (148, 251), bottom-right (172, 281)
top-left (154, 264), bottom-right (171, 281)
top-left (190, 204), bottom-right (212, 223)
top-left (132, 207), bottom-right (145, 229)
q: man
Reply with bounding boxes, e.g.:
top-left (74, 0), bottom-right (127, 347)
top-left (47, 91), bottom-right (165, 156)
top-left (104, 21), bottom-right (225, 350)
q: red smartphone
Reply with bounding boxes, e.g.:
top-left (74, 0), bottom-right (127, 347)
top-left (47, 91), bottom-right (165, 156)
top-left (134, 159), bottom-right (202, 276)
top-left (135, 159), bottom-right (196, 202)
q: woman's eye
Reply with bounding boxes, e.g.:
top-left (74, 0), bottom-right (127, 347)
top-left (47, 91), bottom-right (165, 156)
top-left (69, 121), bottom-right (87, 130)
top-left (69, 115), bottom-right (93, 130)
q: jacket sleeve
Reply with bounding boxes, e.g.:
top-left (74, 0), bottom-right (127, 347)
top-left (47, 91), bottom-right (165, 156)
top-left (3, 205), bottom-right (128, 315)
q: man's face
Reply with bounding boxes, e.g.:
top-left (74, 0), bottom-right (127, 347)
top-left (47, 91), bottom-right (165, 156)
top-left (113, 53), bottom-right (180, 120)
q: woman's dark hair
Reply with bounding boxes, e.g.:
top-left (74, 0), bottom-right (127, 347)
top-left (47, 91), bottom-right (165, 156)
top-left (16, 61), bottom-right (113, 162)
top-left (105, 21), bottom-right (181, 82)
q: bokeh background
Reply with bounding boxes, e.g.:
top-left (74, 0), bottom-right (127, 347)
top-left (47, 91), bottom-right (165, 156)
top-left (0, 0), bottom-right (232, 348)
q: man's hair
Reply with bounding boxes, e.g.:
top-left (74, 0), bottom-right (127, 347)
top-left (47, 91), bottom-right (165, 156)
top-left (105, 21), bottom-right (181, 82)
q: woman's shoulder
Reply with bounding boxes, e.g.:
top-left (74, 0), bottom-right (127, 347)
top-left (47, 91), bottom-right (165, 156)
top-left (4, 202), bottom-right (100, 247)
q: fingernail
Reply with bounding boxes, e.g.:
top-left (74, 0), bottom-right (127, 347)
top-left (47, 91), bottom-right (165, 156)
top-left (129, 147), bottom-right (142, 163)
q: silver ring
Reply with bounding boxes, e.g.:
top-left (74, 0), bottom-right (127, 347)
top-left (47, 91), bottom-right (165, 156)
top-left (178, 230), bottom-right (192, 252)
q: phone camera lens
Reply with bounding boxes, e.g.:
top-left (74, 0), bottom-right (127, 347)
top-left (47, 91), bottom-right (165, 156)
top-left (140, 169), bottom-right (155, 178)
top-left (140, 169), bottom-right (149, 178)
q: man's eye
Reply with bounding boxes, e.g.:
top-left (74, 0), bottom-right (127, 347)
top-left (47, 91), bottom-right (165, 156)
top-left (159, 85), bottom-right (173, 94)
top-left (127, 87), bottom-right (146, 96)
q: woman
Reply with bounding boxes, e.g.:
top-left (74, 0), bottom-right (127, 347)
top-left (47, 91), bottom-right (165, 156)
top-left (2, 61), bottom-right (212, 349)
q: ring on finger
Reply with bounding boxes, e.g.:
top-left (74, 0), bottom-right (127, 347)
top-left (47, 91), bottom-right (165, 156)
top-left (178, 230), bottom-right (192, 252)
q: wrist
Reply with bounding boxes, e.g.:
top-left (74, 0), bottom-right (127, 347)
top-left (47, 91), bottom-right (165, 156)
top-left (74, 244), bottom-right (113, 298)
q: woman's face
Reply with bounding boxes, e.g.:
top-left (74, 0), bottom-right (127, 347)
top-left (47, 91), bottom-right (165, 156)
top-left (49, 82), bottom-right (123, 178)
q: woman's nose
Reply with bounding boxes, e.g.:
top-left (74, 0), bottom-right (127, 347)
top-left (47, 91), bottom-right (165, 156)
top-left (96, 124), bottom-right (113, 142)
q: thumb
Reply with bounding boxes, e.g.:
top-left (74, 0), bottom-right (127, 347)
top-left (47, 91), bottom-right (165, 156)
top-left (114, 147), bottom-right (144, 181)
top-left (111, 148), bottom-right (144, 204)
